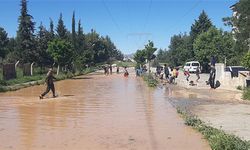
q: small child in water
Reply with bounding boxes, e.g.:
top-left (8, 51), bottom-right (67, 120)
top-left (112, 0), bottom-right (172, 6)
top-left (124, 67), bottom-right (129, 77)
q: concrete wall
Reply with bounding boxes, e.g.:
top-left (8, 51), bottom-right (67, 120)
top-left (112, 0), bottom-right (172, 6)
top-left (215, 63), bottom-right (247, 90)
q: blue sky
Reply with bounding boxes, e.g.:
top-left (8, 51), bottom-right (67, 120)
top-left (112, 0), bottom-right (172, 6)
top-left (0, 0), bottom-right (236, 54)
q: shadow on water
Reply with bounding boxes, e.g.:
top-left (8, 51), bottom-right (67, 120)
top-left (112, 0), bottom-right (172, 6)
top-left (62, 95), bottom-right (74, 97)
top-left (71, 77), bottom-right (93, 80)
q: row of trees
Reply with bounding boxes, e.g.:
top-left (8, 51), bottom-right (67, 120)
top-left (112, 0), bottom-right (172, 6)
top-left (0, 0), bottom-right (123, 72)
top-left (156, 2), bottom-right (250, 70)
top-left (156, 10), bottom-right (237, 70)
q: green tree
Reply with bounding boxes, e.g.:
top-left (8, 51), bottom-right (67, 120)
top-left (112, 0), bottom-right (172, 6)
top-left (224, 0), bottom-right (250, 55)
top-left (77, 19), bottom-right (84, 52)
top-left (134, 49), bottom-right (146, 66)
top-left (56, 13), bottom-right (67, 40)
top-left (0, 27), bottom-right (9, 59)
top-left (71, 11), bottom-right (77, 53)
top-left (242, 52), bottom-right (250, 69)
top-left (168, 33), bottom-right (193, 66)
top-left (193, 27), bottom-right (235, 65)
top-left (47, 39), bottom-right (73, 72)
top-left (36, 23), bottom-right (53, 67)
top-left (190, 10), bottom-right (213, 41)
top-left (190, 10), bottom-right (213, 58)
top-left (144, 40), bottom-right (157, 72)
top-left (49, 18), bottom-right (55, 40)
top-left (16, 0), bottom-right (37, 63)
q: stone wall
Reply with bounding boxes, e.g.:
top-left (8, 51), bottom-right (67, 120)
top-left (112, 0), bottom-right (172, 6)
top-left (215, 63), bottom-right (247, 90)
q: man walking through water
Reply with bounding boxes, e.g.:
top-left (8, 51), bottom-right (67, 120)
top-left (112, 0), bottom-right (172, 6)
top-left (39, 68), bottom-right (57, 99)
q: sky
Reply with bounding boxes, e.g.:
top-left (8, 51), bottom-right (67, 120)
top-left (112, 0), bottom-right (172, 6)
top-left (0, 0), bottom-right (237, 54)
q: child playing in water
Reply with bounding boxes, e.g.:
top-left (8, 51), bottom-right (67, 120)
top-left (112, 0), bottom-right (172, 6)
top-left (39, 68), bottom-right (57, 99)
top-left (184, 69), bottom-right (190, 81)
top-left (124, 67), bottom-right (129, 77)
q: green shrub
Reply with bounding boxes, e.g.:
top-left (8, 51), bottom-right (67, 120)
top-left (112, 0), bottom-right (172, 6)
top-left (142, 73), bottom-right (158, 87)
top-left (236, 85), bottom-right (243, 90)
top-left (242, 88), bottom-right (250, 100)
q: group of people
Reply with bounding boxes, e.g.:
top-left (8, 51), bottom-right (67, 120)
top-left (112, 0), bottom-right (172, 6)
top-left (156, 63), bottom-right (218, 89)
top-left (103, 65), bottom-right (129, 77)
top-left (136, 65), bottom-right (147, 77)
top-left (155, 64), bottom-right (179, 84)
top-left (183, 67), bottom-right (201, 82)
top-left (103, 65), bottom-right (119, 75)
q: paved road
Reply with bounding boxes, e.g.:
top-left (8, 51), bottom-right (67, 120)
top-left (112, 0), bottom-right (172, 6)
top-left (0, 71), bottom-right (210, 150)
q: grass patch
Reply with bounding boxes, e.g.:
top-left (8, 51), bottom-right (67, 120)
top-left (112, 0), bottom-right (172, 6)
top-left (114, 61), bottom-right (136, 67)
top-left (177, 108), bottom-right (250, 150)
top-left (242, 87), bottom-right (250, 100)
top-left (142, 73), bottom-right (158, 87)
top-left (0, 67), bottom-right (96, 92)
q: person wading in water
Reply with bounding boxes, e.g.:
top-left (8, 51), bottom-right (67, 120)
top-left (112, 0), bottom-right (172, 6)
top-left (39, 68), bottom-right (57, 99)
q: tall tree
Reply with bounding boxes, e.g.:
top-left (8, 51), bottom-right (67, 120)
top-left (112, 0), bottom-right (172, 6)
top-left (224, 0), bottom-right (250, 52)
top-left (36, 22), bottom-right (53, 67)
top-left (16, 0), bottom-right (36, 63)
top-left (190, 10), bottom-right (213, 41)
top-left (56, 13), bottom-right (67, 40)
top-left (71, 11), bottom-right (76, 52)
top-left (77, 19), bottom-right (84, 52)
top-left (0, 27), bottom-right (9, 59)
top-left (49, 18), bottom-right (54, 40)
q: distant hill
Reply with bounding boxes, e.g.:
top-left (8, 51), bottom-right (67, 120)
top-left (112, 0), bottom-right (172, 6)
top-left (123, 53), bottom-right (135, 62)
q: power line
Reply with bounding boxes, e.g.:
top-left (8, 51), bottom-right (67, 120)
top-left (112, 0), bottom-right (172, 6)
top-left (167, 0), bottom-right (202, 33)
top-left (143, 0), bottom-right (153, 32)
top-left (102, 0), bottom-right (122, 34)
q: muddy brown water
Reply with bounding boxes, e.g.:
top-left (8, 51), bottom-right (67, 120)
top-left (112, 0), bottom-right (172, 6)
top-left (0, 72), bottom-right (210, 150)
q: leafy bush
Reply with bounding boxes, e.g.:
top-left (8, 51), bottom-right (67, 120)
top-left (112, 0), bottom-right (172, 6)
top-left (242, 88), bottom-right (250, 100)
top-left (242, 52), bottom-right (250, 69)
top-left (142, 73), bottom-right (158, 87)
top-left (236, 85), bottom-right (243, 90)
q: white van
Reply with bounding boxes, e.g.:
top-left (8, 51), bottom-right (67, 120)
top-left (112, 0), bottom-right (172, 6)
top-left (184, 61), bottom-right (200, 73)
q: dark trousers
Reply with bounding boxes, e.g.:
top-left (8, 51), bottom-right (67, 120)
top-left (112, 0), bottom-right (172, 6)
top-left (41, 84), bottom-right (55, 97)
top-left (209, 78), bottom-right (215, 88)
top-left (165, 73), bottom-right (169, 80)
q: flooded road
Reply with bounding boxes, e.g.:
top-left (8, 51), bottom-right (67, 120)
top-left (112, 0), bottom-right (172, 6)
top-left (0, 71), bottom-right (210, 150)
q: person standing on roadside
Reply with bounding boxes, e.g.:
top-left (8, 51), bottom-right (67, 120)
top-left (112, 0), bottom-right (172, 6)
top-left (196, 67), bottom-right (201, 82)
top-left (39, 68), bottom-right (57, 99)
top-left (209, 65), bottom-right (216, 89)
top-left (109, 65), bottom-right (112, 75)
top-left (211, 56), bottom-right (216, 67)
top-left (164, 64), bottom-right (169, 81)
top-left (116, 66), bottom-right (119, 74)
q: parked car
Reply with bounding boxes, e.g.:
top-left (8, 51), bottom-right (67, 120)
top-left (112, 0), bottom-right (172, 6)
top-left (183, 61), bottom-right (200, 73)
